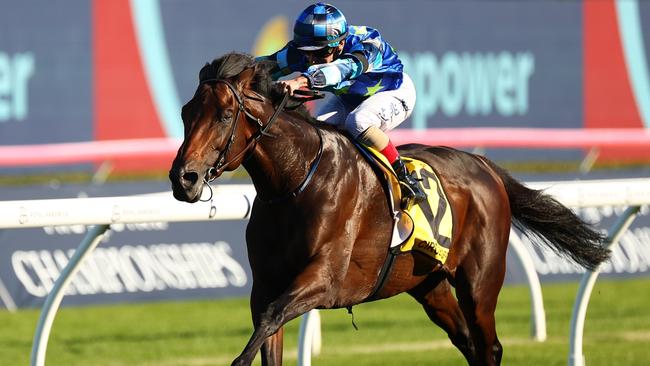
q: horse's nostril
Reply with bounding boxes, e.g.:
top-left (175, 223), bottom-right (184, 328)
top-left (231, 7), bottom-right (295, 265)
top-left (181, 171), bottom-right (200, 187)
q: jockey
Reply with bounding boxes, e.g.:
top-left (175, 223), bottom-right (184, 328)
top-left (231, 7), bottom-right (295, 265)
top-left (256, 2), bottom-right (426, 207)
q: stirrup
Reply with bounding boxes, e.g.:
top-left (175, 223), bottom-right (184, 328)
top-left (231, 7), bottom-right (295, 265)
top-left (392, 158), bottom-right (426, 210)
top-left (398, 180), bottom-right (426, 210)
top-left (398, 182), bottom-right (417, 210)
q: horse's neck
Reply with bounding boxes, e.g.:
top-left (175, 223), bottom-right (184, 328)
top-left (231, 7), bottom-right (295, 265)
top-left (243, 114), bottom-right (321, 201)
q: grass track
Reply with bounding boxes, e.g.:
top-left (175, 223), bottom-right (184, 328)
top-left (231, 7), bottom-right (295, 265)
top-left (1, 278), bottom-right (649, 365)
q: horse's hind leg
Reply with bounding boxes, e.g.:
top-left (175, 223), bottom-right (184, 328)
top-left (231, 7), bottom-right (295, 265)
top-left (454, 241), bottom-right (506, 365)
top-left (408, 271), bottom-right (476, 364)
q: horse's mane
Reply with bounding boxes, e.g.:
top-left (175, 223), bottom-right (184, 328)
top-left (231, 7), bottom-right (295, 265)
top-left (198, 52), bottom-right (316, 123)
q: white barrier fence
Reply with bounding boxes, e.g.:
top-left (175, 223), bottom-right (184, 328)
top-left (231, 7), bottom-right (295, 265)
top-left (526, 178), bottom-right (650, 366)
top-left (0, 178), bottom-right (648, 366)
top-left (0, 184), bottom-right (256, 366)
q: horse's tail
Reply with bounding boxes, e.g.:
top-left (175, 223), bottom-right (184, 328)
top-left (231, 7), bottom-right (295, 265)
top-left (485, 160), bottom-right (610, 270)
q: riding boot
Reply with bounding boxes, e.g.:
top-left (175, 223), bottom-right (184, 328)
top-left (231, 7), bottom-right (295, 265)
top-left (392, 158), bottom-right (427, 209)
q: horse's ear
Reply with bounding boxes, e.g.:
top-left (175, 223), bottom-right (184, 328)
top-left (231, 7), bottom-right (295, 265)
top-left (198, 62), bottom-right (211, 82)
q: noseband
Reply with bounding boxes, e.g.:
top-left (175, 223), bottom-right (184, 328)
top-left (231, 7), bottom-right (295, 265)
top-left (200, 78), bottom-right (290, 182)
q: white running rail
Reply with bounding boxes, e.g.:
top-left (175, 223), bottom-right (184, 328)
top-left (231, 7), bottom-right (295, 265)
top-left (0, 184), bottom-right (256, 366)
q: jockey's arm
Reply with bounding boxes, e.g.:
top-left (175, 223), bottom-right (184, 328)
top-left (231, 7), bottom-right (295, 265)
top-left (301, 34), bottom-right (385, 89)
top-left (301, 53), bottom-right (367, 88)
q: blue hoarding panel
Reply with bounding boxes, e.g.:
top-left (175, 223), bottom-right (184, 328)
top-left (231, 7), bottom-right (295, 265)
top-left (0, 1), bottom-right (92, 144)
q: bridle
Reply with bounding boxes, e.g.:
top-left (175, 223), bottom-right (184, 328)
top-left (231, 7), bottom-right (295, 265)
top-left (196, 77), bottom-right (324, 204)
top-left (200, 78), bottom-right (290, 183)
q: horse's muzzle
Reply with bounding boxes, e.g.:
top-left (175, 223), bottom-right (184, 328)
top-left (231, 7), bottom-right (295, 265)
top-left (169, 165), bottom-right (204, 203)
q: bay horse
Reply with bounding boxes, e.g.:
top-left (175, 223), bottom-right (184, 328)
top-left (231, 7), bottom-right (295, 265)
top-left (169, 52), bottom-right (609, 366)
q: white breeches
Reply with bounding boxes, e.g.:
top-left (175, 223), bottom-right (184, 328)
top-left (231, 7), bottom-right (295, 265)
top-left (315, 72), bottom-right (416, 138)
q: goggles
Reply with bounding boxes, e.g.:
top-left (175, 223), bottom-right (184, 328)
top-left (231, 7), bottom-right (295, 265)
top-left (304, 46), bottom-right (336, 59)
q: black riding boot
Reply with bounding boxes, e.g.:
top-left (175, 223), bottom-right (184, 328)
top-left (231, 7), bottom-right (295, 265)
top-left (392, 158), bottom-right (427, 209)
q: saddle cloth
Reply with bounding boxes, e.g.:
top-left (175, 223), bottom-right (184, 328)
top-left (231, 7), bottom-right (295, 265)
top-left (354, 143), bottom-right (453, 264)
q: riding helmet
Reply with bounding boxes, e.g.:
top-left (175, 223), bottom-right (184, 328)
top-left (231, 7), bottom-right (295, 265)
top-left (293, 2), bottom-right (348, 51)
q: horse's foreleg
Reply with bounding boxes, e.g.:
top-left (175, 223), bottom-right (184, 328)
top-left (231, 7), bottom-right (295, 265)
top-left (408, 272), bottom-right (476, 364)
top-left (232, 263), bottom-right (330, 366)
top-left (260, 327), bottom-right (283, 366)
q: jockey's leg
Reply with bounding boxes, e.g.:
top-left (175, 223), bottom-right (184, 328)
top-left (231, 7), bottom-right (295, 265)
top-left (346, 73), bottom-right (425, 208)
top-left (315, 94), bottom-right (348, 125)
top-left (357, 126), bottom-right (426, 208)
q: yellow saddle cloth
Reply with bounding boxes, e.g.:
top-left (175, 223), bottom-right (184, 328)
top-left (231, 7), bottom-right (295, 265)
top-left (364, 147), bottom-right (453, 264)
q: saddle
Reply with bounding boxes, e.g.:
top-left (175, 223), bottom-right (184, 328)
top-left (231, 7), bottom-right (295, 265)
top-left (352, 141), bottom-right (452, 264)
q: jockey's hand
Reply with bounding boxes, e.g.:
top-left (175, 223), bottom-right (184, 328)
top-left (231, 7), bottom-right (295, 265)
top-left (279, 76), bottom-right (310, 96)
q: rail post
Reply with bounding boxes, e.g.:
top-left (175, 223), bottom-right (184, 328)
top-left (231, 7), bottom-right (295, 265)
top-left (567, 206), bottom-right (641, 366)
top-left (30, 224), bottom-right (110, 366)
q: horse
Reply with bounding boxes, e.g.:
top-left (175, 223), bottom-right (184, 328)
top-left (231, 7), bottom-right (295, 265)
top-left (169, 52), bottom-right (609, 366)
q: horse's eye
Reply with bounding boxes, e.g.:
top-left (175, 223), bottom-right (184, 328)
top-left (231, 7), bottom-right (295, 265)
top-left (219, 111), bottom-right (233, 123)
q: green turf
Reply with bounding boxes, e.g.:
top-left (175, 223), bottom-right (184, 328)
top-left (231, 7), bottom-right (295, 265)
top-left (1, 278), bottom-right (649, 365)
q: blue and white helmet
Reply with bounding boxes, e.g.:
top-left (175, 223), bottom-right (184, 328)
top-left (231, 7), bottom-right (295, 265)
top-left (293, 3), bottom-right (348, 51)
